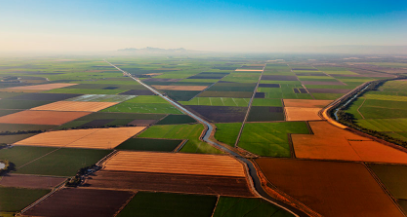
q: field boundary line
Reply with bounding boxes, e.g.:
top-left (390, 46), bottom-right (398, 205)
top-left (357, 98), bottom-right (366, 119)
top-left (363, 163), bottom-right (407, 217)
top-left (113, 191), bottom-right (137, 217)
top-left (210, 195), bottom-right (221, 217)
top-left (17, 148), bottom-right (62, 169)
top-left (234, 65), bottom-right (266, 148)
top-left (174, 139), bottom-right (188, 152)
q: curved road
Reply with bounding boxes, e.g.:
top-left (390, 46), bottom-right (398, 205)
top-left (105, 60), bottom-right (308, 217)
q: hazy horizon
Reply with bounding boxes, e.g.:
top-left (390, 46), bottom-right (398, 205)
top-left (1, 0), bottom-right (406, 54)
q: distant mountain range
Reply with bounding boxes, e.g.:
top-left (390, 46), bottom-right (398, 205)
top-left (118, 47), bottom-right (187, 52)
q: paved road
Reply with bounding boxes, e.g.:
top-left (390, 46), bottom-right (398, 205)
top-left (105, 60), bottom-right (308, 217)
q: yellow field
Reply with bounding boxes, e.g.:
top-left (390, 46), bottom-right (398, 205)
top-left (31, 101), bottom-right (118, 112)
top-left (285, 107), bottom-right (322, 121)
top-left (103, 151), bottom-right (246, 177)
top-left (14, 127), bottom-right (145, 149)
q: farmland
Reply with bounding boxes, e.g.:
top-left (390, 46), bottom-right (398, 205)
top-left (0, 56), bottom-right (406, 216)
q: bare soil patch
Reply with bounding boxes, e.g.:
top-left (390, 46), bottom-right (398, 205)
top-left (292, 121), bottom-right (407, 163)
top-left (0, 110), bottom-right (90, 125)
top-left (14, 127), bottom-right (145, 149)
top-left (128, 119), bottom-right (157, 126)
top-left (22, 188), bottom-right (134, 217)
top-left (285, 107), bottom-right (322, 121)
top-left (283, 99), bottom-right (332, 108)
top-left (102, 151), bottom-right (246, 177)
top-left (0, 174), bottom-right (66, 189)
top-left (84, 170), bottom-right (255, 197)
top-left (255, 158), bottom-right (404, 217)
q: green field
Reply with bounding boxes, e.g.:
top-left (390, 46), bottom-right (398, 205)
top-left (0, 146), bottom-right (112, 176)
top-left (101, 102), bottom-right (183, 114)
top-left (138, 124), bottom-right (222, 154)
top-left (213, 197), bottom-right (294, 217)
top-left (0, 187), bottom-right (50, 212)
top-left (117, 192), bottom-right (217, 217)
top-left (180, 97), bottom-right (250, 106)
top-left (252, 98), bottom-right (282, 107)
top-left (156, 115), bottom-right (197, 125)
top-left (239, 122), bottom-right (309, 157)
top-left (214, 123), bottom-right (242, 146)
top-left (115, 138), bottom-right (182, 152)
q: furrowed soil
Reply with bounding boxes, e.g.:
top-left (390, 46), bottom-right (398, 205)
top-left (255, 158), bottom-right (404, 217)
top-left (0, 110), bottom-right (90, 125)
top-left (283, 99), bottom-right (332, 108)
top-left (0, 174), bottom-right (66, 189)
top-left (102, 151), bottom-right (246, 177)
top-left (30, 101), bottom-right (118, 112)
top-left (84, 170), bottom-right (255, 197)
top-left (285, 107), bottom-right (322, 121)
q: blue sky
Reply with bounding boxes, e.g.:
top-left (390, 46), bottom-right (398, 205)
top-left (1, 0), bottom-right (406, 52)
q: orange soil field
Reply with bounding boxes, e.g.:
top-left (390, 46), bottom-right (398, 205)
top-left (234, 69), bottom-right (263, 72)
top-left (0, 110), bottom-right (90, 125)
top-left (152, 85), bottom-right (208, 91)
top-left (31, 101), bottom-right (118, 112)
top-left (0, 83), bottom-right (77, 92)
top-left (285, 107), bottom-right (322, 121)
top-left (292, 121), bottom-right (407, 163)
top-left (14, 127), bottom-right (145, 149)
top-left (103, 151), bottom-right (246, 177)
top-left (283, 99), bottom-right (332, 108)
top-left (255, 158), bottom-right (404, 217)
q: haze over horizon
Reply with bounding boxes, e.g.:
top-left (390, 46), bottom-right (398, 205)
top-left (1, 0), bottom-right (406, 54)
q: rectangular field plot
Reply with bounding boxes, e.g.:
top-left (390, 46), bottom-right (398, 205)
top-left (213, 197), bottom-right (293, 217)
top-left (247, 106), bottom-right (285, 122)
top-left (115, 138), bottom-right (183, 152)
top-left (0, 83), bottom-right (77, 92)
top-left (0, 99), bottom-right (55, 109)
top-left (7, 93), bottom-right (81, 101)
top-left (0, 110), bottom-right (90, 125)
top-left (119, 89), bottom-right (155, 95)
top-left (31, 101), bottom-right (118, 112)
top-left (66, 94), bottom-right (135, 102)
top-left (206, 83), bottom-right (257, 92)
top-left (239, 122), bottom-right (309, 157)
top-left (285, 107), bottom-right (322, 121)
top-left (101, 102), bottom-right (183, 114)
top-left (0, 133), bottom-right (38, 144)
top-left (156, 114), bottom-right (197, 125)
top-left (283, 99), bottom-right (332, 108)
top-left (180, 97), bottom-right (250, 106)
top-left (117, 192), bottom-right (217, 217)
top-left (103, 151), bottom-right (246, 177)
top-left (152, 85), bottom-right (207, 91)
top-left (22, 188), bottom-right (134, 217)
top-left (163, 90), bottom-right (201, 101)
top-left (198, 91), bottom-right (253, 98)
top-left (185, 105), bottom-right (247, 123)
top-left (0, 146), bottom-right (111, 176)
top-left (255, 159), bottom-right (404, 217)
top-left (0, 174), bottom-right (66, 189)
top-left (84, 170), bottom-right (255, 197)
top-left (0, 187), bottom-right (50, 212)
top-left (15, 127), bottom-right (145, 149)
top-left (292, 121), bottom-right (407, 164)
top-left (262, 75), bottom-right (298, 81)
top-left (252, 98), bottom-right (283, 107)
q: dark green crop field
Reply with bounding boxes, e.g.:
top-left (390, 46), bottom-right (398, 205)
top-left (0, 187), bottom-right (50, 212)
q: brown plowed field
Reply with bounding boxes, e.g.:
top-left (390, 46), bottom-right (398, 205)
top-left (0, 110), bottom-right (90, 125)
top-left (349, 141), bottom-right (407, 164)
top-left (22, 188), bottom-right (134, 217)
top-left (292, 121), bottom-right (407, 163)
top-left (14, 127), bottom-right (145, 149)
top-left (255, 158), bottom-right (404, 217)
top-left (103, 151), bottom-right (245, 177)
top-left (285, 107), bottom-right (322, 121)
top-left (30, 101), bottom-right (118, 112)
top-left (152, 85), bottom-right (208, 91)
top-left (1, 83), bottom-right (77, 92)
top-left (283, 99), bottom-right (332, 108)
top-left (0, 174), bottom-right (66, 189)
top-left (84, 170), bottom-right (255, 197)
